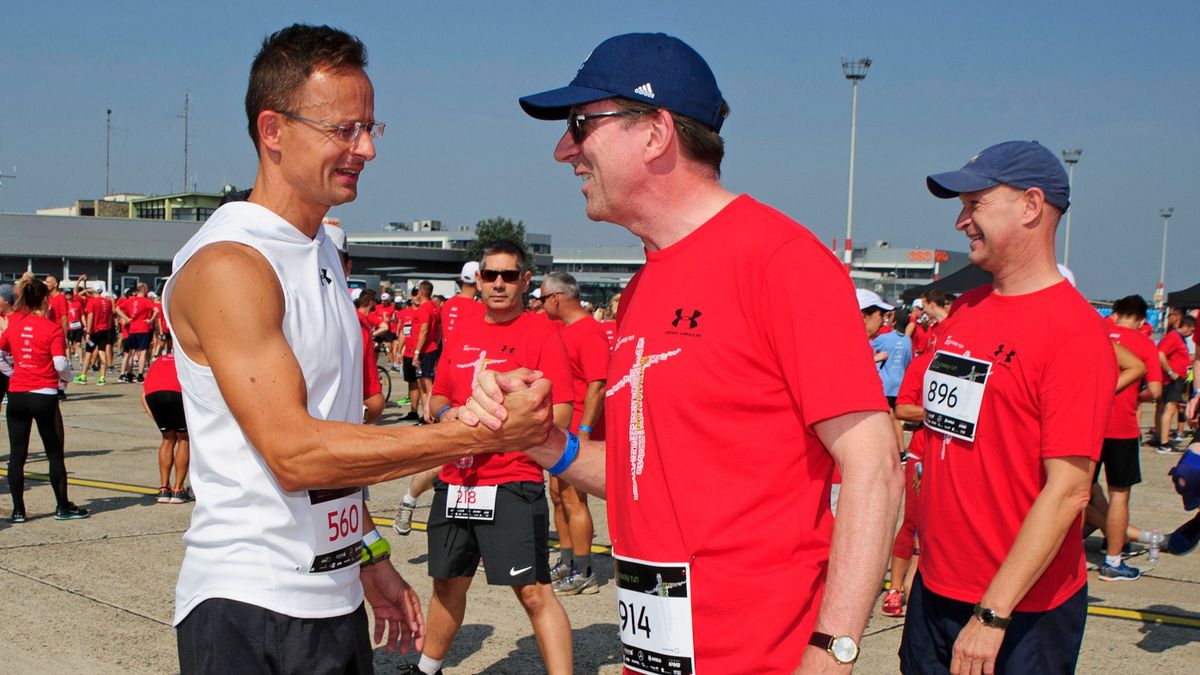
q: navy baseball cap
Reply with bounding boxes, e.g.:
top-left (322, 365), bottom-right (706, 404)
top-left (1169, 449), bottom-right (1200, 511)
top-left (519, 33), bottom-right (727, 132)
top-left (927, 140), bottom-right (1071, 211)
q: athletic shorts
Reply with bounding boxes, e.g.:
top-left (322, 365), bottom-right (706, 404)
top-left (1094, 437), bottom-right (1141, 488)
top-left (427, 479), bottom-right (550, 586)
top-left (87, 330), bottom-right (111, 351)
top-left (67, 328), bottom-right (84, 343)
top-left (1164, 378), bottom-right (1187, 404)
top-left (899, 573), bottom-right (1086, 674)
top-left (125, 332), bottom-right (151, 351)
top-left (402, 356), bottom-right (417, 384)
top-left (886, 395), bottom-right (897, 410)
top-left (375, 331), bottom-right (397, 344)
top-left (146, 391), bottom-right (188, 433)
top-left (418, 349), bottom-right (440, 379)
top-left (177, 598), bottom-right (371, 675)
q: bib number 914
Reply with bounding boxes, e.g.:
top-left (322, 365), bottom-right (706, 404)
top-left (926, 381), bottom-right (958, 408)
top-left (618, 599), bottom-right (653, 639)
top-left (326, 503), bottom-right (360, 542)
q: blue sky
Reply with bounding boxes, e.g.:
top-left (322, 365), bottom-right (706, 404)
top-left (1, 2), bottom-right (1197, 299)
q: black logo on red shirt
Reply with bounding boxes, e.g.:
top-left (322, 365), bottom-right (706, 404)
top-left (993, 344), bottom-right (1016, 363)
top-left (499, 345), bottom-right (517, 354)
top-left (672, 308), bottom-right (702, 329)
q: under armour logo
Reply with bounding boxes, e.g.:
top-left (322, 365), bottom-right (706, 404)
top-left (499, 345), bottom-right (517, 354)
top-left (993, 344), bottom-right (1016, 363)
top-left (672, 308), bottom-right (701, 329)
top-left (319, 269), bottom-right (332, 285)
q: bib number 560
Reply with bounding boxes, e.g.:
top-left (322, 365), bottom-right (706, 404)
top-left (326, 504), bottom-right (360, 542)
top-left (618, 600), bottom-right (653, 639)
top-left (927, 381), bottom-right (958, 407)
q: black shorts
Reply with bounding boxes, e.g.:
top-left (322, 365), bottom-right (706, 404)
top-left (1094, 437), bottom-right (1141, 488)
top-left (427, 479), bottom-right (550, 586)
top-left (886, 395), bottom-right (897, 410)
top-left (900, 573), bottom-right (1086, 674)
top-left (177, 598), bottom-right (371, 675)
top-left (146, 391), bottom-right (188, 433)
top-left (375, 331), bottom-right (397, 344)
top-left (402, 356), bottom-right (417, 384)
top-left (125, 332), bottom-right (151, 351)
top-left (418, 349), bottom-right (440, 379)
top-left (68, 328), bottom-right (84, 343)
top-left (87, 331), bottom-right (111, 352)
top-left (1164, 378), bottom-right (1187, 404)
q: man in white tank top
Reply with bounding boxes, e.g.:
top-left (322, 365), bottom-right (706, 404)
top-left (165, 24), bottom-right (555, 674)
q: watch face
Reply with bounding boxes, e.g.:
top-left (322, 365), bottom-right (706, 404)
top-left (981, 608), bottom-right (996, 624)
top-left (831, 636), bottom-right (859, 663)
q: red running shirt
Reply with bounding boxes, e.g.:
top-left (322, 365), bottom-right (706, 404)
top-left (559, 315), bottom-right (610, 439)
top-left (397, 307), bottom-right (418, 357)
top-left (918, 282), bottom-right (1115, 612)
top-left (123, 296), bottom-right (156, 334)
top-left (1106, 324), bottom-right (1162, 439)
top-left (439, 295), bottom-right (484, 344)
top-left (606, 196), bottom-right (886, 673)
top-left (415, 300), bottom-right (440, 353)
top-left (433, 311), bottom-right (572, 486)
top-left (143, 353), bottom-right (182, 394)
top-left (86, 296), bottom-right (113, 334)
top-left (358, 314), bottom-right (381, 400)
top-left (600, 320), bottom-right (617, 350)
top-left (1159, 329), bottom-right (1190, 379)
top-left (67, 298), bottom-right (84, 330)
top-left (0, 312), bottom-right (66, 392)
top-left (47, 292), bottom-right (69, 326)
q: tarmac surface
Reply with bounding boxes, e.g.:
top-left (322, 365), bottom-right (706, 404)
top-left (0, 371), bottom-right (1198, 674)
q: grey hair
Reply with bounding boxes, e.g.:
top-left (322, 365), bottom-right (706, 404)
top-left (542, 271), bottom-right (580, 300)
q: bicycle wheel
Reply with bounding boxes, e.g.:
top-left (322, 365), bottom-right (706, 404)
top-left (377, 365), bottom-right (392, 404)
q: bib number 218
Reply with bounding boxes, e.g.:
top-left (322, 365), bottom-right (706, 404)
top-left (618, 599), bottom-right (653, 639)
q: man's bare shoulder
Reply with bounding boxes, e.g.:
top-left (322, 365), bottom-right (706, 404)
top-left (176, 241), bottom-right (274, 286)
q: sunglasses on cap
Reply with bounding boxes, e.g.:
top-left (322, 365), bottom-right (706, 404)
top-left (479, 268), bottom-right (522, 283)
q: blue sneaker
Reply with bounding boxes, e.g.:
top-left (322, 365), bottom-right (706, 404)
top-left (1099, 561), bottom-right (1141, 582)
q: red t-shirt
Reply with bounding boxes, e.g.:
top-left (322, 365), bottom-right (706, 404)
top-left (47, 292), bottom-right (69, 327)
top-left (600, 319), bottom-right (617, 350)
top-left (372, 304), bottom-right (397, 334)
top-left (156, 301), bottom-right (168, 333)
top-left (66, 297), bottom-right (84, 331)
top-left (433, 311), bottom-right (572, 486)
top-left (1106, 324), bottom-right (1162, 439)
top-left (607, 196), bottom-right (887, 672)
top-left (143, 353), bottom-right (182, 394)
top-left (0, 312), bottom-right (66, 392)
top-left (397, 307), bottom-right (418, 357)
top-left (358, 314), bottom-right (381, 400)
top-left (910, 322), bottom-right (929, 355)
top-left (560, 315), bottom-right (610, 439)
top-left (415, 300), bottom-right (440, 353)
top-left (918, 281), bottom-right (1115, 612)
top-left (115, 297), bottom-right (131, 337)
top-left (1159, 329), bottom-right (1190, 379)
top-left (439, 294), bottom-right (483, 344)
top-left (123, 296), bottom-right (156, 334)
top-left (1138, 322), bottom-right (1154, 339)
top-left (86, 296), bottom-right (114, 334)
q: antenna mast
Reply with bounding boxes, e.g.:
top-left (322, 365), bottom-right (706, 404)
top-left (105, 109), bottom-right (112, 195)
top-left (178, 92), bottom-right (190, 193)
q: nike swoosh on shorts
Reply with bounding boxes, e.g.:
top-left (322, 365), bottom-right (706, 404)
top-left (509, 566), bottom-right (533, 576)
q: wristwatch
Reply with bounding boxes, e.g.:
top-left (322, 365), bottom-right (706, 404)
top-left (972, 604), bottom-right (1012, 629)
top-left (809, 632), bottom-right (859, 665)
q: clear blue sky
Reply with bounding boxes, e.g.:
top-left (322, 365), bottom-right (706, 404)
top-left (2, 2), bottom-right (1196, 299)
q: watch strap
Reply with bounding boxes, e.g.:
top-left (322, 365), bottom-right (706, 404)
top-left (808, 631), bottom-right (859, 664)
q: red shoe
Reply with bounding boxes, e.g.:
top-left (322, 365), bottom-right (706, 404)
top-left (881, 589), bottom-right (905, 617)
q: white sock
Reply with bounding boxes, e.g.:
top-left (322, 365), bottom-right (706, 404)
top-left (1105, 554), bottom-right (1123, 567)
top-left (417, 654), bottom-right (443, 674)
top-left (403, 492), bottom-right (417, 506)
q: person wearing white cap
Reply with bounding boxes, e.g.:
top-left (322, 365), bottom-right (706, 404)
top-left (858, 288), bottom-right (913, 464)
top-left (439, 260), bottom-right (483, 345)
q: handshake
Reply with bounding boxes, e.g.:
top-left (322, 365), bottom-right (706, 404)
top-left (451, 368), bottom-right (558, 454)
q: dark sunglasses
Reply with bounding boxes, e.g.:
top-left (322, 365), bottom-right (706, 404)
top-left (480, 268), bottom-right (522, 283)
top-left (567, 110), bottom-right (648, 144)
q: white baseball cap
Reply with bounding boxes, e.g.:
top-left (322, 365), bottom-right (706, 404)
top-left (460, 261), bottom-right (481, 284)
top-left (856, 288), bottom-right (894, 312)
top-left (531, 288), bottom-right (543, 300)
top-left (380, 292), bottom-right (391, 301)
top-left (323, 224), bottom-right (348, 255)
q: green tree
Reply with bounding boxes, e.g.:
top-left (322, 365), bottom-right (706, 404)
top-left (465, 216), bottom-right (537, 271)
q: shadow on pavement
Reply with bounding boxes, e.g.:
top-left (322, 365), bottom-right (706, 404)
top-left (82, 493), bottom-right (157, 515)
top-left (1135, 604), bottom-right (1200, 653)
top-left (372, 624), bottom-right (495, 673)
top-left (483, 622), bottom-right (622, 674)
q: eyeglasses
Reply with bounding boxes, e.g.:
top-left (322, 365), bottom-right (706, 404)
top-left (280, 111), bottom-right (385, 143)
top-left (567, 110), bottom-right (648, 144)
top-left (479, 268), bottom-right (522, 283)
top-left (540, 291), bottom-right (563, 302)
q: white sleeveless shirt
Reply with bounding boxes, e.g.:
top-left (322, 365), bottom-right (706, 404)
top-left (163, 202), bottom-right (365, 624)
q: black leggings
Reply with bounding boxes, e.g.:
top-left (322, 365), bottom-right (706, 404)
top-left (6, 392), bottom-right (69, 512)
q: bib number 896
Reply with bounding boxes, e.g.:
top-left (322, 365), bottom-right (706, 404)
top-left (618, 600), bottom-right (653, 639)
top-left (326, 504), bottom-right (360, 542)
top-left (927, 381), bottom-right (958, 407)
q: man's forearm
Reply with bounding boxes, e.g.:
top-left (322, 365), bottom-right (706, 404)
top-left (414, 325), bottom-right (429, 354)
top-left (526, 426), bottom-right (606, 498)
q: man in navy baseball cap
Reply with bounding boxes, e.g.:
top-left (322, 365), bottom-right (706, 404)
top-left (927, 140), bottom-right (1071, 211)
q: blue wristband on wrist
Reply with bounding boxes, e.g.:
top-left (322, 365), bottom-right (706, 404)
top-left (548, 431), bottom-right (580, 476)
top-left (578, 425), bottom-right (593, 434)
top-left (434, 405), bottom-right (452, 421)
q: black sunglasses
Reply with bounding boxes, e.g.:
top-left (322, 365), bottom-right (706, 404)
top-left (567, 110), bottom-right (649, 144)
top-left (480, 268), bottom-right (522, 283)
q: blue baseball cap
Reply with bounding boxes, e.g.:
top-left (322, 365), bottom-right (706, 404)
top-left (926, 140), bottom-right (1071, 211)
top-left (1169, 449), bottom-right (1200, 511)
top-left (519, 33), bottom-right (727, 132)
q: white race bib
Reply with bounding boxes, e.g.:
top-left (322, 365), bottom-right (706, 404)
top-left (445, 484), bottom-right (497, 520)
top-left (923, 350), bottom-right (991, 442)
top-left (307, 488), bottom-right (364, 573)
top-left (403, 324), bottom-right (413, 337)
top-left (69, 321), bottom-right (82, 330)
top-left (614, 553), bottom-right (695, 675)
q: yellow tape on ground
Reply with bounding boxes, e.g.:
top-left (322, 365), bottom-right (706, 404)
top-left (1087, 605), bottom-right (1200, 629)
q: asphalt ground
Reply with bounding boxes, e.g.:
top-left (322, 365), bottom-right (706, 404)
top-left (0, 370), bottom-right (1197, 674)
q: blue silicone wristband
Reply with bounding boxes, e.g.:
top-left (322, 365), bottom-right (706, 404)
top-left (578, 425), bottom-right (593, 434)
top-left (548, 432), bottom-right (580, 477)
top-left (434, 405), bottom-right (452, 421)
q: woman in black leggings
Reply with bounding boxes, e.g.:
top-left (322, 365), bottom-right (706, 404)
top-left (0, 278), bottom-right (88, 522)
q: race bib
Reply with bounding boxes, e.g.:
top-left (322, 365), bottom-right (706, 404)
top-left (446, 483), bottom-right (497, 520)
top-left (308, 488), bottom-right (364, 573)
top-left (69, 321), bottom-right (82, 330)
top-left (923, 350), bottom-right (991, 442)
top-left (614, 553), bottom-right (695, 675)
top-left (403, 324), bottom-right (413, 337)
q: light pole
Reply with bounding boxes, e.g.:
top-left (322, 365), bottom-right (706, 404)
top-left (1157, 207), bottom-right (1174, 329)
top-left (842, 56), bottom-right (871, 268)
top-left (1060, 149), bottom-right (1081, 266)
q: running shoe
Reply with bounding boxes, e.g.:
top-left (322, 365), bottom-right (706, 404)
top-left (9, 511), bottom-right (26, 524)
top-left (53, 503), bottom-right (90, 521)
top-left (136, 373), bottom-right (145, 383)
top-left (1156, 444), bottom-right (1178, 455)
top-left (157, 487), bottom-right (172, 504)
top-left (169, 488), bottom-right (192, 504)
top-left (73, 375), bottom-right (87, 385)
top-left (396, 665), bottom-right (442, 675)
top-left (1099, 561), bottom-right (1141, 582)
top-left (553, 572), bottom-right (599, 595)
top-left (393, 501), bottom-right (415, 535)
top-left (881, 589), bottom-right (905, 617)
top-left (550, 559), bottom-right (571, 583)
top-left (97, 375), bottom-right (106, 386)
top-left (396, 396), bottom-right (411, 406)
